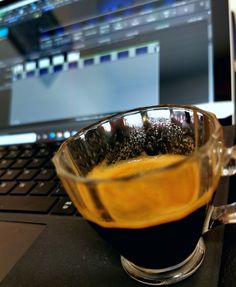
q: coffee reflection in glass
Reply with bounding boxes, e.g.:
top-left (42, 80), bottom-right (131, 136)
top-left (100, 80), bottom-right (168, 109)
top-left (53, 105), bottom-right (235, 285)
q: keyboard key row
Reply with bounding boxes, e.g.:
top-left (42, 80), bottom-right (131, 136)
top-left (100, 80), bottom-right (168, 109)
top-left (0, 158), bottom-right (54, 169)
top-left (0, 168), bottom-right (55, 181)
top-left (0, 183), bottom-right (77, 215)
top-left (0, 143), bottom-right (60, 163)
top-left (0, 181), bottom-right (65, 195)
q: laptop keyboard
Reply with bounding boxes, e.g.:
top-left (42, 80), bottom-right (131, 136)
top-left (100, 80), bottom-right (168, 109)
top-left (0, 142), bottom-right (78, 216)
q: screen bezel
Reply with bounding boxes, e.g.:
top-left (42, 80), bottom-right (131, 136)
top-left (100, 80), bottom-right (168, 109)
top-left (212, 0), bottom-right (234, 104)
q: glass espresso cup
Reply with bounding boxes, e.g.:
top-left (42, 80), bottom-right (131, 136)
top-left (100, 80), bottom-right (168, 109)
top-left (53, 105), bottom-right (236, 285)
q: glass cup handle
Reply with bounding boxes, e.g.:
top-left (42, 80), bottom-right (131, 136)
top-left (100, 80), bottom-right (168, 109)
top-left (203, 146), bottom-right (236, 232)
top-left (204, 203), bottom-right (236, 233)
top-left (222, 145), bottom-right (236, 176)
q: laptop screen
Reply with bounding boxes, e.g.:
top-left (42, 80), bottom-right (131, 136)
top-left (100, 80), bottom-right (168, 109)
top-left (0, 0), bottom-right (232, 143)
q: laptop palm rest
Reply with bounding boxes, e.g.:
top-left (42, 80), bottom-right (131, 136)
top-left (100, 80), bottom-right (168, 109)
top-left (0, 221), bottom-right (45, 282)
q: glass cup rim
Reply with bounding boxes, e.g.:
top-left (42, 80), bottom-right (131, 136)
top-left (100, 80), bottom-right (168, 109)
top-left (52, 104), bottom-right (223, 184)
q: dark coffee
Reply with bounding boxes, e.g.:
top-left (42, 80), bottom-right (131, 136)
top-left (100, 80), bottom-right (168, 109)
top-left (80, 154), bottom-right (214, 269)
top-left (89, 205), bottom-right (207, 269)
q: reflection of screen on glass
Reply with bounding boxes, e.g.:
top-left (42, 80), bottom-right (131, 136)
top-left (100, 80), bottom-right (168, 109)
top-left (0, 0), bottom-right (232, 131)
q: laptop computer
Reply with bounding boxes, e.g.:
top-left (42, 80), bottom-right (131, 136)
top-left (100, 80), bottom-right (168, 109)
top-left (0, 0), bottom-right (234, 286)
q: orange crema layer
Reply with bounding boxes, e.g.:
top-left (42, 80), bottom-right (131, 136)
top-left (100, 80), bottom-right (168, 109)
top-left (74, 154), bottom-right (216, 229)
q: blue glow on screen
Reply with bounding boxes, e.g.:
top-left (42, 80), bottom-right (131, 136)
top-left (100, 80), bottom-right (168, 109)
top-left (0, 27), bottom-right (8, 38)
top-left (142, 2), bottom-right (155, 11)
top-left (98, 0), bottom-right (179, 14)
top-left (98, 0), bottom-right (134, 13)
top-left (55, 28), bottom-right (64, 36)
top-left (165, 0), bottom-right (174, 4)
top-left (122, 8), bottom-right (134, 16)
top-left (87, 18), bottom-right (98, 26)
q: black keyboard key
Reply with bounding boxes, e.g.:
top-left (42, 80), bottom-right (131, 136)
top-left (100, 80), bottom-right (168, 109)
top-left (51, 185), bottom-right (67, 196)
top-left (37, 143), bottom-right (47, 148)
top-left (0, 182), bottom-right (17, 194)
top-left (0, 159), bottom-right (14, 169)
top-left (27, 158), bottom-right (45, 168)
top-left (0, 196), bottom-right (58, 213)
top-left (11, 159), bottom-right (29, 169)
top-left (0, 169), bottom-right (21, 181)
top-left (8, 145), bottom-right (20, 151)
top-left (10, 182), bottom-right (36, 195)
top-left (35, 148), bottom-right (50, 158)
top-left (5, 150), bottom-right (21, 159)
top-left (50, 142), bottom-right (61, 150)
top-left (30, 182), bottom-right (55, 195)
top-left (35, 169), bottom-right (55, 181)
top-left (17, 169), bottom-right (39, 181)
top-left (22, 144), bottom-right (34, 149)
top-left (0, 151), bottom-right (7, 159)
top-left (44, 160), bottom-right (54, 168)
top-left (20, 149), bottom-right (35, 159)
top-left (51, 198), bottom-right (76, 215)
